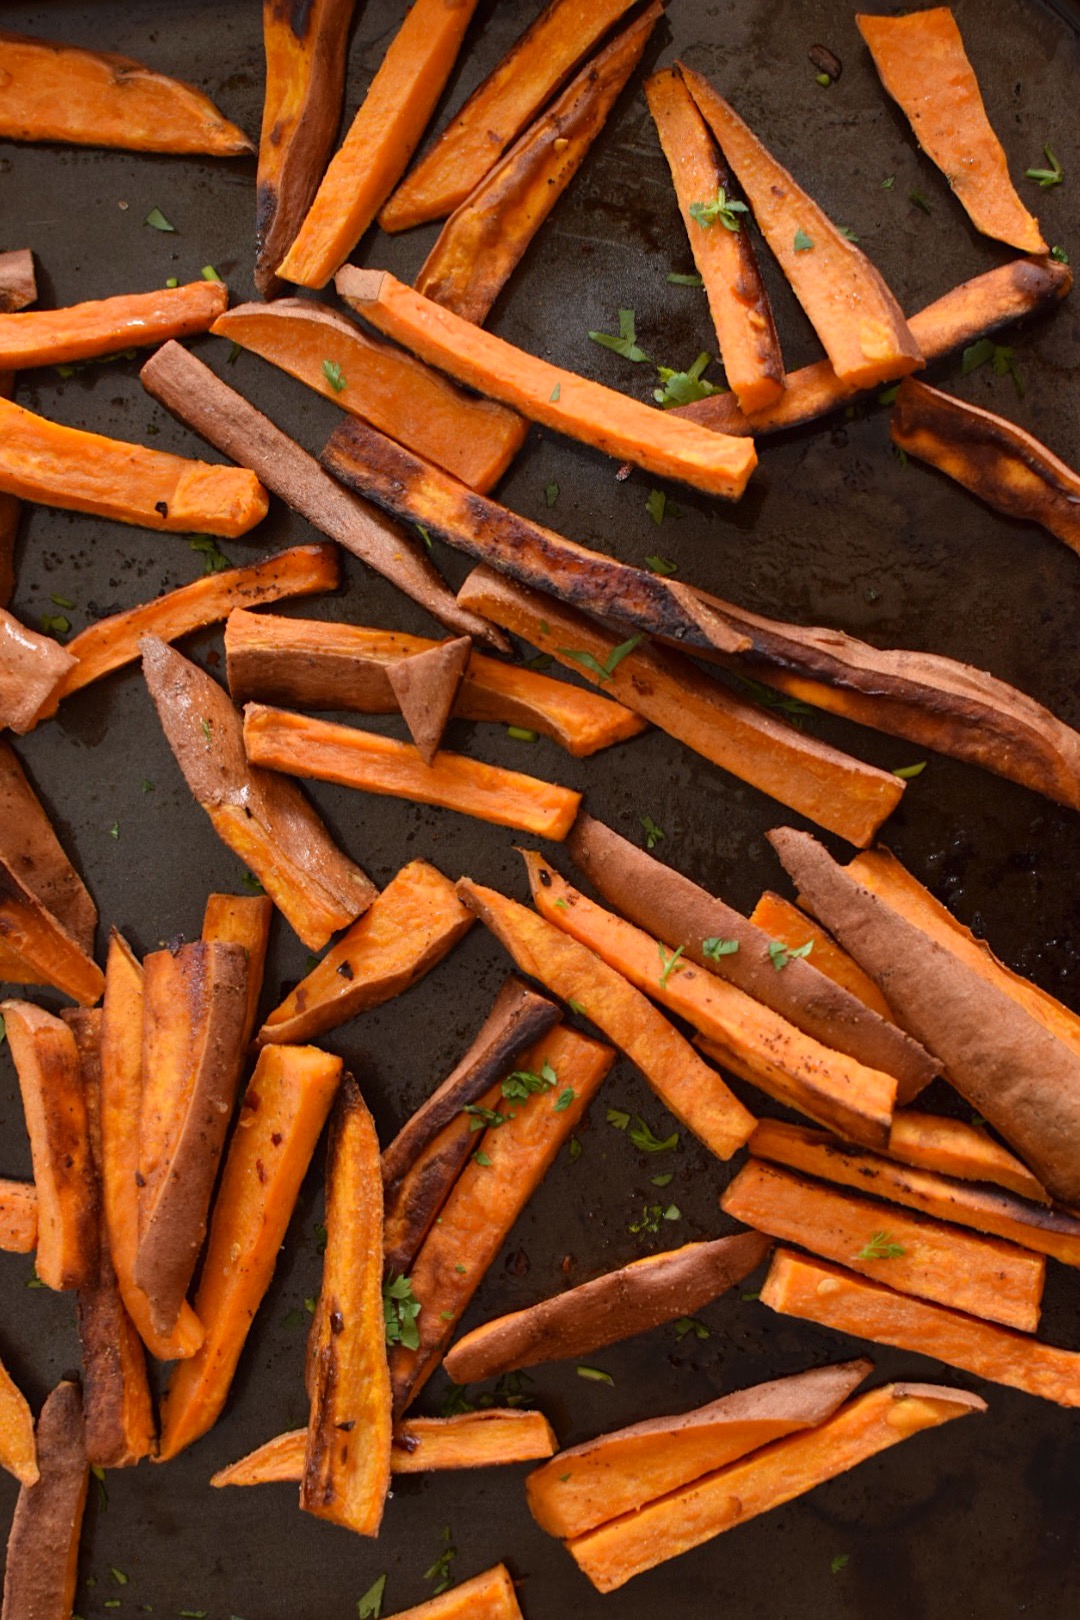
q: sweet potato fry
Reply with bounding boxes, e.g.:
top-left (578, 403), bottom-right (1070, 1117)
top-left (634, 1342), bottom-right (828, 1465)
top-left (888, 1112), bottom-right (1048, 1205)
top-left (2, 1000), bottom-right (97, 1290)
top-left (750, 1118), bottom-right (1080, 1269)
top-left (0, 610), bottom-right (77, 734)
top-left (415, 5), bottom-right (661, 324)
top-left (255, 0), bottom-right (357, 297)
top-left (0, 740), bottom-right (96, 952)
top-left (381, 975), bottom-right (560, 1189)
top-left (277, 0), bottom-right (484, 288)
top-left (0, 250), bottom-right (36, 314)
top-left (139, 342), bottom-right (502, 648)
top-left (201, 892), bottom-right (273, 1050)
top-left (224, 610), bottom-right (645, 756)
top-left (722, 1157), bottom-right (1044, 1331)
top-left (142, 637), bottom-right (376, 952)
top-left (457, 567), bottom-right (902, 848)
top-left (891, 376), bottom-right (1080, 558)
top-left (526, 1358), bottom-right (871, 1539)
top-left (0, 250), bottom-right (36, 607)
top-left (762, 1248), bottom-right (1080, 1407)
top-left (382, 0), bottom-right (639, 231)
top-left (0, 1360), bottom-right (37, 1486)
top-left (0, 1382), bottom-right (87, 1620)
top-left (645, 67), bottom-right (783, 414)
top-left (0, 861), bottom-right (102, 1005)
top-left (565, 1380), bottom-right (984, 1590)
top-left (0, 30), bottom-right (254, 153)
top-left (770, 826), bottom-right (1080, 1204)
top-left (377, 1566), bottom-right (523, 1620)
top-left (0, 1180), bottom-right (36, 1252)
top-left (335, 267), bottom-right (758, 500)
top-left (444, 1232), bottom-right (770, 1385)
top-left (302, 1077), bottom-right (391, 1536)
top-left (389, 1025), bottom-right (613, 1415)
top-left (242, 704), bottom-right (583, 839)
top-left (680, 64), bottom-right (921, 390)
top-left (457, 876), bottom-right (754, 1162)
top-left (259, 858), bottom-right (472, 1047)
top-left (158, 1044), bottom-right (342, 1460)
top-left (383, 1103), bottom-right (495, 1280)
top-left (387, 636), bottom-right (471, 765)
top-left (857, 8), bottom-right (1046, 253)
top-left (749, 889), bottom-right (893, 1019)
top-left (212, 301), bottom-right (526, 492)
top-left (0, 281), bottom-right (228, 371)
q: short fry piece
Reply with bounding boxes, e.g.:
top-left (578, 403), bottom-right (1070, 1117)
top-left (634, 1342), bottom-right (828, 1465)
top-left (0, 1382), bottom-right (87, 1620)
top-left (0, 250), bottom-right (36, 314)
top-left (0, 845), bottom-right (102, 1008)
top-left (0, 1360), bottom-right (37, 1485)
top-left (0, 1180), bottom-right (36, 1253)
top-left (888, 1112), bottom-right (1048, 1206)
top-left (0, 610), bottom-right (76, 734)
top-left (377, 1566), bottom-right (522, 1620)
top-left (0, 741), bottom-right (95, 952)
top-left (201, 892), bottom-right (273, 1050)
top-left (0, 281), bottom-right (228, 371)
top-left (749, 889), bottom-right (893, 1019)
top-left (387, 636), bottom-right (471, 764)
top-left (302, 1078), bottom-right (391, 1535)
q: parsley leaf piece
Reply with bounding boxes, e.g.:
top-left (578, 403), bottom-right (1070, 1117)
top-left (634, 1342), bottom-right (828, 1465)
top-left (383, 1273), bottom-right (422, 1350)
top-left (882, 175), bottom-right (895, 190)
top-left (40, 612), bottom-right (71, 637)
top-left (838, 225), bottom-right (860, 242)
top-left (576, 1365), bottom-right (614, 1384)
top-left (628, 1116), bottom-right (679, 1154)
top-left (646, 488), bottom-right (668, 525)
top-left (240, 872), bottom-right (264, 894)
top-left (165, 276), bottom-right (179, 288)
top-left (768, 939), bottom-right (813, 971)
top-left (545, 480), bottom-right (559, 507)
top-left (703, 936), bottom-right (739, 961)
top-left (111, 1571), bottom-right (129, 1587)
top-left (473, 1150), bottom-right (492, 1167)
top-left (322, 359), bottom-right (347, 392)
top-left (893, 760), bottom-right (926, 779)
top-left (641, 814), bottom-right (664, 850)
top-left (568, 1135), bottom-right (583, 1163)
top-left (645, 554), bottom-right (678, 576)
top-left (144, 207), bottom-right (176, 232)
top-left (1051, 244), bottom-right (1069, 264)
top-left (877, 382), bottom-right (901, 405)
top-left (109, 822), bottom-right (120, 841)
top-left (51, 593), bottom-right (75, 609)
top-left (550, 383), bottom-right (561, 402)
top-left (416, 524), bottom-right (434, 551)
top-left (908, 188), bottom-right (932, 214)
top-left (424, 1527), bottom-right (457, 1595)
top-left (502, 1059), bottom-right (558, 1100)
top-left (689, 187), bottom-right (749, 232)
top-left (587, 308), bottom-right (650, 363)
top-left (667, 270), bottom-right (704, 286)
top-left (653, 349), bottom-right (725, 408)
top-left (962, 339), bottom-right (1024, 396)
top-left (607, 1107), bottom-right (631, 1131)
top-left (200, 265), bottom-right (223, 283)
top-left (742, 1289), bottom-right (760, 1301)
top-left (674, 1316), bottom-right (709, 1341)
top-left (815, 71), bottom-right (832, 87)
top-left (831, 1554), bottom-right (850, 1575)
top-left (663, 1204), bottom-right (682, 1221)
top-left (567, 998), bottom-right (586, 1015)
top-left (651, 1172), bottom-right (674, 1187)
top-left (553, 1088), bottom-right (576, 1112)
top-left (1025, 145), bottom-right (1064, 188)
top-left (464, 1103), bottom-right (511, 1130)
top-left (734, 673), bottom-right (815, 724)
top-left (793, 227), bottom-right (814, 252)
top-left (557, 633), bottom-right (642, 683)
top-left (358, 1575), bottom-right (387, 1619)
top-left (506, 726), bottom-right (538, 742)
top-left (657, 941), bottom-right (685, 989)
top-left (441, 1383), bottom-right (474, 1416)
top-left (855, 1230), bottom-right (905, 1260)
top-left (188, 533), bottom-right (232, 574)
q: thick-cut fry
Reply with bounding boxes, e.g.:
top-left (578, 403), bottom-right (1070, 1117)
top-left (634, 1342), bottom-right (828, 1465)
top-left (750, 1118), bottom-right (1080, 1269)
top-left (336, 267), bottom-right (758, 500)
top-left (414, 5), bottom-right (661, 324)
top-left (212, 301), bottom-right (526, 492)
top-left (891, 377), bottom-right (1080, 558)
top-left (444, 1232), bottom-right (770, 1385)
top-left (376, 1566), bottom-right (523, 1620)
top-left (255, 0), bottom-right (357, 296)
top-left (0, 31), bottom-right (254, 154)
top-left (856, 8), bottom-right (1046, 253)
top-left (645, 67), bottom-right (783, 414)
top-left (763, 1248), bottom-right (1080, 1407)
top-left (143, 638), bottom-right (376, 951)
top-left (749, 889), bottom-right (893, 1019)
top-left (389, 1026), bottom-right (612, 1414)
top-left (224, 610), bottom-right (645, 757)
top-left (302, 1078), bottom-right (391, 1536)
top-left (458, 567), bottom-right (903, 848)
top-left (0, 1382), bottom-right (87, 1620)
top-left (676, 256), bottom-right (1072, 437)
top-left (722, 1158), bottom-right (1044, 1331)
top-left (526, 1358), bottom-right (872, 1540)
top-left (140, 342), bottom-right (504, 648)
top-left (0, 395), bottom-right (267, 537)
top-left (0, 739), bottom-right (96, 953)
top-left (0, 1360), bottom-right (37, 1486)
top-left (0, 610), bottom-right (77, 734)
top-left (0, 281), bottom-right (228, 371)
top-left (382, 0), bottom-right (639, 231)
top-left (277, 0), bottom-right (483, 288)
top-left (888, 1112), bottom-right (1048, 1205)
top-left (523, 853), bottom-right (894, 1150)
top-left (566, 1380), bottom-right (984, 1590)
top-left (0, 251), bottom-right (36, 607)
top-left (387, 636), bottom-right (471, 765)
top-left (201, 892), bottom-right (273, 1050)
top-left (242, 704), bottom-right (583, 840)
top-left (259, 859), bottom-right (472, 1047)
top-left (0, 1180), bottom-right (36, 1252)
top-left (457, 877), bottom-right (754, 1162)
top-left (680, 64), bottom-right (921, 390)
top-left (158, 1045), bottom-right (342, 1461)
top-left (3, 1000), bottom-right (97, 1290)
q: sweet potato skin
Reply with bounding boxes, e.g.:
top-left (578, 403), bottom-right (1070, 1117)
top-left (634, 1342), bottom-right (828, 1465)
top-left (0, 610), bottom-right (77, 734)
top-left (0, 1381), bottom-right (88, 1620)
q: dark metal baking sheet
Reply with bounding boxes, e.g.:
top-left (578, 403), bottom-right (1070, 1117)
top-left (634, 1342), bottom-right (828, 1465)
top-left (1, 1), bottom-right (1079, 1615)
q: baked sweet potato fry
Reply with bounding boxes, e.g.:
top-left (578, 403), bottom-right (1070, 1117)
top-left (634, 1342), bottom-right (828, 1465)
top-left (0, 739), bottom-right (96, 953)
top-left (381, 0), bottom-right (639, 231)
top-left (377, 1566), bottom-right (523, 1620)
top-left (891, 377), bottom-right (1080, 558)
top-left (526, 1358), bottom-right (872, 1540)
top-left (857, 8), bottom-right (1046, 253)
top-left (158, 1044), bottom-right (342, 1460)
top-left (242, 704), bottom-right (583, 840)
top-left (0, 250), bottom-right (36, 314)
top-left (0, 31), bottom-right (253, 154)
top-left (444, 1231), bottom-right (770, 1385)
top-left (565, 1380), bottom-right (984, 1590)
top-left (201, 892), bottom-right (273, 1050)
top-left (0, 860), bottom-right (102, 1006)
top-left (302, 1077), bottom-right (391, 1536)
top-left (414, 5), bottom-right (661, 325)
top-left (383, 1101), bottom-right (497, 1279)
top-left (224, 610), bottom-right (645, 757)
top-left (0, 1382), bottom-right (87, 1620)
top-left (277, 0), bottom-right (483, 288)
top-left (142, 637), bottom-right (376, 952)
top-left (212, 301), bottom-right (526, 492)
top-left (387, 636), bottom-right (471, 765)
top-left (762, 1248), bottom-right (1080, 1407)
top-left (645, 66), bottom-right (783, 414)
top-left (457, 567), bottom-right (903, 848)
top-left (722, 1158), bottom-right (1044, 1331)
top-left (457, 876), bottom-right (755, 1162)
top-left (389, 1025), bottom-right (613, 1415)
top-left (0, 281), bottom-right (228, 371)
top-left (259, 858), bottom-right (472, 1047)
top-left (0, 250), bottom-right (36, 607)
top-left (0, 1179), bottom-right (37, 1253)
top-left (749, 889), bottom-right (893, 1019)
top-left (888, 1112), bottom-right (1048, 1205)
top-left (335, 267), bottom-right (758, 500)
top-left (0, 1360), bottom-right (37, 1486)
top-left (0, 610), bottom-right (77, 734)
top-left (140, 342), bottom-right (502, 648)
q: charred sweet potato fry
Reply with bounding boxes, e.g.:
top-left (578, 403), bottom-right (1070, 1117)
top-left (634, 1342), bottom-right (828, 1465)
top-left (748, 889), bottom-right (894, 1019)
top-left (259, 858), bottom-right (472, 1047)
top-left (201, 892), bottom-right (273, 1050)
top-left (0, 1360), bottom-right (37, 1486)
top-left (158, 1044), bottom-right (342, 1460)
top-left (526, 1358), bottom-right (872, 1540)
top-left (335, 267), bottom-right (758, 500)
top-left (302, 1077), bottom-right (391, 1535)
top-left (415, 5), bottom-right (661, 324)
top-left (444, 1232), bottom-right (770, 1385)
top-left (0, 281), bottom-right (228, 371)
top-left (0, 1180), bottom-right (36, 1253)
top-left (888, 1112), bottom-right (1048, 1205)
top-left (212, 301), bottom-right (527, 492)
top-left (0, 739), bottom-right (96, 952)
top-left (142, 637), bottom-right (376, 952)
top-left (0, 610), bottom-right (77, 734)
top-left (383, 1101), bottom-right (498, 1280)
top-left (0, 1381), bottom-right (88, 1620)
top-left (387, 636), bottom-right (471, 764)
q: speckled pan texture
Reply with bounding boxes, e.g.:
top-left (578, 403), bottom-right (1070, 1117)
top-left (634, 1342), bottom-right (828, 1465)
top-left (1, 1), bottom-right (1079, 1616)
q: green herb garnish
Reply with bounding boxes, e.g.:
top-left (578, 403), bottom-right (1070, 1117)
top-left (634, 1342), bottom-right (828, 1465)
top-left (667, 271), bottom-right (704, 286)
top-left (383, 1273), bottom-right (422, 1350)
top-left (893, 760), bottom-right (926, 779)
top-left (145, 207), bottom-right (176, 232)
top-left (641, 814), bottom-right (665, 850)
top-left (502, 1059), bottom-right (557, 1100)
top-left (1026, 145), bottom-right (1064, 188)
top-left (673, 1316), bottom-right (709, 1341)
top-left (768, 939), bottom-right (813, 970)
top-left (831, 1554), bottom-right (850, 1575)
top-left (646, 488), bottom-right (668, 525)
top-left (506, 726), bottom-right (538, 742)
top-left (961, 338), bottom-right (1024, 397)
top-left (657, 941), bottom-right (685, 989)
top-left (557, 633), bottom-right (642, 683)
top-left (200, 265), bottom-right (223, 282)
top-left (645, 554), bottom-right (678, 576)
top-left (793, 227), bottom-right (814, 252)
top-left (576, 1365), bottom-right (614, 1384)
top-left (689, 187), bottom-right (748, 232)
top-left (1051, 244), bottom-right (1069, 264)
top-left (357, 1575), bottom-right (387, 1619)
top-left (424, 1526), bottom-right (457, 1595)
top-left (908, 189), bottom-right (932, 214)
top-left (322, 359), bottom-right (347, 392)
top-left (553, 1088), bottom-right (576, 1112)
top-left (703, 937), bottom-right (739, 961)
top-left (545, 480), bottom-right (559, 507)
top-left (188, 534), bottom-right (232, 574)
top-left (588, 308), bottom-right (650, 363)
top-left (653, 350), bottom-right (725, 409)
top-left (855, 1230), bottom-right (905, 1260)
